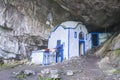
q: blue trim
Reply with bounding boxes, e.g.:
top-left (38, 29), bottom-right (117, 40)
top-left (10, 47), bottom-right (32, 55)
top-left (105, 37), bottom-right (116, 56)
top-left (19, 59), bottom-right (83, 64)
top-left (55, 40), bottom-right (64, 63)
top-left (68, 29), bottom-right (70, 59)
top-left (48, 22), bottom-right (81, 39)
top-left (48, 24), bottom-right (60, 38)
top-left (90, 32), bottom-right (99, 48)
top-left (55, 44), bottom-right (64, 63)
top-left (79, 40), bottom-right (85, 55)
top-left (98, 34), bottom-right (100, 45)
top-left (74, 32), bottom-right (77, 38)
top-left (43, 51), bottom-right (50, 65)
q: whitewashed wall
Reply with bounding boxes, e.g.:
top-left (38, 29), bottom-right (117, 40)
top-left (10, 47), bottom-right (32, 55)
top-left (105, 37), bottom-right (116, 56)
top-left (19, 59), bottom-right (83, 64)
top-left (69, 24), bottom-right (91, 58)
top-left (69, 28), bottom-right (79, 58)
top-left (80, 25), bottom-right (91, 52)
top-left (31, 51), bottom-right (43, 64)
top-left (86, 34), bottom-right (92, 51)
top-left (99, 33), bottom-right (111, 44)
top-left (48, 21), bottom-right (92, 61)
top-left (48, 26), bottom-right (69, 59)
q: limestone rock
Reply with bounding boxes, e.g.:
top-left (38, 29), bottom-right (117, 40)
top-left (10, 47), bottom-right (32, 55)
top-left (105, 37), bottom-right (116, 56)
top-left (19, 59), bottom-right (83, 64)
top-left (40, 68), bottom-right (60, 79)
top-left (66, 70), bottom-right (74, 76)
top-left (55, 0), bottom-right (120, 31)
top-left (24, 70), bottom-right (35, 76)
top-left (111, 34), bottom-right (120, 50)
top-left (98, 57), bottom-right (111, 70)
top-left (97, 33), bottom-right (120, 75)
top-left (41, 68), bottom-right (50, 74)
top-left (13, 69), bottom-right (35, 77)
top-left (50, 69), bottom-right (60, 78)
top-left (0, 0), bottom-right (71, 59)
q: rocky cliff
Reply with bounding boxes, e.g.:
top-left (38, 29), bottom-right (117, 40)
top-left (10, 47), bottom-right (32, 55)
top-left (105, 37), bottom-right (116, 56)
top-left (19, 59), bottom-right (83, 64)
top-left (0, 0), bottom-right (73, 59)
top-left (95, 32), bottom-right (120, 75)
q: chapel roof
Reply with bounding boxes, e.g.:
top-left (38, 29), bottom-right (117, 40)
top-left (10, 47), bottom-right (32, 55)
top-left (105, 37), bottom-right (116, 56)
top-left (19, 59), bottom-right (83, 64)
top-left (60, 21), bottom-right (82, 29)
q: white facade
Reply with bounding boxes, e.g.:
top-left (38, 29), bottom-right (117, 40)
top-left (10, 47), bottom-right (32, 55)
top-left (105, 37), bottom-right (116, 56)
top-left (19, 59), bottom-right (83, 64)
top-left (30, 21), bottom-right (112, 65)
top-left (90, 32), bottom-right (112, 48)
top-left (48, 26), bottom-right (68, 59)
top-left (48, 21), bottom-right (92, 61)
top-left (31, 50), bottom-right (43, 64)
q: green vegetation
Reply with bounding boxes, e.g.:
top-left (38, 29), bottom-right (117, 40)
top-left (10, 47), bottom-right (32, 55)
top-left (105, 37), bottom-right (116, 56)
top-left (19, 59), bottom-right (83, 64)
top-left (0, 63), bottom-right (9, 68)
top-left (38, 75), bottom-right (61, 80)
top-left (114, 49), bottom-right (120, 56)
top-left (113, 69), bottom-right (120, 74)
top-left (16, 74), bottom-right (25, 80)
top-left (39, 75), bottom-right (43, 80)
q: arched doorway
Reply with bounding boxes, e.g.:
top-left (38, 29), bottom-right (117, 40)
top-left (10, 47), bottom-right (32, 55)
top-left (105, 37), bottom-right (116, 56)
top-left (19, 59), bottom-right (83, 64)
top-left (79, 32), bottom-right (85, 56)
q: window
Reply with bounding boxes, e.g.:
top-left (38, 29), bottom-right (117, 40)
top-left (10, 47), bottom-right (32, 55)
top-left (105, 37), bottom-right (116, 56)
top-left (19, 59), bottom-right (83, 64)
top-left (79, 32), bottom-right (84, 39)
top-left (74, 32), bottom-right (77, 38)
top-left (57, 40), bottom-right (61, 45)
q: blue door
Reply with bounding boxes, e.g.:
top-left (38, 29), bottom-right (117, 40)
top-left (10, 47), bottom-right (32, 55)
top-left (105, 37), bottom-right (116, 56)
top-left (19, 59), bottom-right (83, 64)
top-left (91, 33), bottom-right (99, 48)
top-left (43, 50), bottom-right (50, 65)
top-left (79, 32), bottom-right (85, 56)
top-left (56, 40), bottom-right (64, 63)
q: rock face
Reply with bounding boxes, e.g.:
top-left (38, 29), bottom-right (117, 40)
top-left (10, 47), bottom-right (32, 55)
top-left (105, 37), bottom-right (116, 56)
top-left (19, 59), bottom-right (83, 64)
top-left (96, 33), bottom-right (120, 74)
top-left (55, 0), bottom-right (120, 31)
top-left (0, 0), bottom-right (72, 58)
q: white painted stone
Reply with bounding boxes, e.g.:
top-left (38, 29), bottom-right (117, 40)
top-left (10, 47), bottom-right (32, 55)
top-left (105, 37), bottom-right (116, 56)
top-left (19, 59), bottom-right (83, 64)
top-left (50, 74), bottom-right (59, 78)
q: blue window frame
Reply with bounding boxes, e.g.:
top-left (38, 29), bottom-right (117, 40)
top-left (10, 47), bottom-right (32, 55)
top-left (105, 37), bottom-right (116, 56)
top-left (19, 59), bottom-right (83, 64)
top-left (57, 40), bottom-right (61, 45)
top-left (91, 32), bottom-right (99, 48)
top-left (86, 34), bottom-right (87, 40)
top-left (74, 32), bottom-right (77, 38)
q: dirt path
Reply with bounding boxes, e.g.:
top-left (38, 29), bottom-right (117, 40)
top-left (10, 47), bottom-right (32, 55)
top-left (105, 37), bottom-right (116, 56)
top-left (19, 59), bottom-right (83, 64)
top-left (0, 55), bottom-right (116, 80)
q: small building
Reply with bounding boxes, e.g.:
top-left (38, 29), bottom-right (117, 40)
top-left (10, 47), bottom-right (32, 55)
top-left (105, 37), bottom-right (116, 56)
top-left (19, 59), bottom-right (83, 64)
top-left (91, 32), bottom-right (111, 48)
top-left (48, 21), bottom-right (92, 62)
top-left (31, 21), bottom-right (111, 65)
top-left (31, 50), bottom-right (43, 64)
top-left (31, 49), bottom-right (50, 65)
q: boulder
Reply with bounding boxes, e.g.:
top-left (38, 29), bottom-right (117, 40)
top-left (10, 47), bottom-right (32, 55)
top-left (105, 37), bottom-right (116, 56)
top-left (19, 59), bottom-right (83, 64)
top-left (24, 70), bottom-right (36, 76)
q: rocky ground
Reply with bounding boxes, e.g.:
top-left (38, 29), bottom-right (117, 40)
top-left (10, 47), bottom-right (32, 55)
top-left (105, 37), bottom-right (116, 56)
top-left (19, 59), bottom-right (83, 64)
top-left (0, 55), bottom-right (119, 80)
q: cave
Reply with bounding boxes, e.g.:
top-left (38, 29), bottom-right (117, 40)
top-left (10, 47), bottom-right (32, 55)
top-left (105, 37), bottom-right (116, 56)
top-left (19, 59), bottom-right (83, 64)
top-left (0, 0), bottom-right (120, 80)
